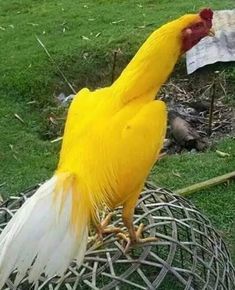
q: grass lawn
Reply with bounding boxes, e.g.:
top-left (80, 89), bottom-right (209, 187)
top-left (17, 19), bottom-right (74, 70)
top-left (0, 0), bottom-right (234, 273)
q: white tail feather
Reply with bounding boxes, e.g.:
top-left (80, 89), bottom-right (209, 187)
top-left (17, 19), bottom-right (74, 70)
top-left (0, 175), bottom-right (89, 288)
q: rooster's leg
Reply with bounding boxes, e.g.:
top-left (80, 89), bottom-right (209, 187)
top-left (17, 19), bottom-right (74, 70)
top-left (118, 196), bottom-right (157, 252)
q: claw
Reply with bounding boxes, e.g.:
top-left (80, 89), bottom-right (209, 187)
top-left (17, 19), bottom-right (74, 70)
top-left (116, 232), bottom-right (132, 253)
top-left (117, 223), bottom-right (158, 253)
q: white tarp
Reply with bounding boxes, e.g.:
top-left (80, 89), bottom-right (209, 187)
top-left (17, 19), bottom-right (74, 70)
top-left (186, 9), bottom-right (235, 74)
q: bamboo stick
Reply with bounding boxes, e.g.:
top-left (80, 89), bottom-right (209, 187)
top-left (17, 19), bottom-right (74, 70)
top-left (176, 171), bottom-right (235, 196)
top-left (0, 172), bottom-right (234, 203)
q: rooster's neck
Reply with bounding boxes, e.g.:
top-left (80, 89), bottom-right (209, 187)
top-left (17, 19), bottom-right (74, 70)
top-left (112, 25), bottom-right (182, 104)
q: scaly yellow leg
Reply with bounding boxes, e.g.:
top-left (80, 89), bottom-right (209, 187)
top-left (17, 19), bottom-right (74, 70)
top-left (95, 212), bottom-right (124, 241)
top-left (117, 196), bottom-right (158, 252)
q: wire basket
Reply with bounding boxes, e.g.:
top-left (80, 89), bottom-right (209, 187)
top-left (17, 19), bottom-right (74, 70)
top-left (0, 182), bottom-right (234, 290)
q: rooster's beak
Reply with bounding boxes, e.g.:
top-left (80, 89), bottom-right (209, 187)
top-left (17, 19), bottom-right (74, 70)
top-left (208, 28), bottom-right (215, 37)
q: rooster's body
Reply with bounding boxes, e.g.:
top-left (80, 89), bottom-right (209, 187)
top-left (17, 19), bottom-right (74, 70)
top-left (0, 9), bottom-right (214, 288)
top-left (58, 88), bottom-right (166, 215)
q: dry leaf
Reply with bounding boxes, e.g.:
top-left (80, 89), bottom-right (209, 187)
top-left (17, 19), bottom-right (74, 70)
top-left (9, 144), bottom-right (18, 155)
top-left (83, 52), bottom-right (89, 59)
top-left (82, 36), bottom-right (90, 41)
top-left (13, 154), bottom-right (18, 160)
top-left (51, 136), bottom-right (63, 143)
top-left (27, 100), bottom-right (37, 105)
top-left (0, 26), bottom-right (6, 31)
top-left (27, 22), bottom-right (39, 26)
top-left (172, 170), bottom-right (182, 178)
top-left (14, 113), bottom-right (24, 123)
top-left (111, 19), bottom-right (125, 24)
top-left (49, 116), bottom-right (57, 125)
top-left (216, 150), bottom-right (230, 157)
top-left (158, 152), bottom-right (167, 160)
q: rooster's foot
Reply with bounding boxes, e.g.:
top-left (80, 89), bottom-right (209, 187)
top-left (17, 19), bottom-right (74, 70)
top-left (117, 223), bottom-right (158, 253)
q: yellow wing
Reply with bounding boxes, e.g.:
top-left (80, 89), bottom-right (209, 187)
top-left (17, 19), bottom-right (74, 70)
top-left (106, 100), bottom-right (167, 206)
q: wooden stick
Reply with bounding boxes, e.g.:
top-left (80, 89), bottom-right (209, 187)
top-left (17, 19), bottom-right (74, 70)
top-left (176, 171), bottom-right (235, 196)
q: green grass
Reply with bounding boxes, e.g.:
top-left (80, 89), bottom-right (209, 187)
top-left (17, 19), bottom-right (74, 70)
top-left (0, 0), bottom-right (234, 103)
top-left (0, 0), bottom-right (235, 284)
top-left (0, 95), bottom-right (58, 196)
top-left (151, 137), bottom-right (235, 262)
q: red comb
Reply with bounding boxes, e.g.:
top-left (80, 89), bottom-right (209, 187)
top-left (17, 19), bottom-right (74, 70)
top-left (199, 8), bottom-right (213, 20)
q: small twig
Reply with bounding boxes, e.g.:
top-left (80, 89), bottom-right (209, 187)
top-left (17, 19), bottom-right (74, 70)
top-left (111, 50), bottom-right (118, 84)
top-left (200, 83), bottom-right (214, 98)
top-left (176, 171), bottom-right (235, 196)
top-left (218, 70), bottom-right (227, 98)
top-left (219, 81), bottom-right (227, 98)
top-left (168, 82), bottom-right (185, 94)
top-left (36, 35), bottom-right (76, 94)
top-left (155, 152), bottom-right (167, 162)
top-left (212, 123), bottom-right (223, 132)
top-left (208, 81), bottom-right (216, 136)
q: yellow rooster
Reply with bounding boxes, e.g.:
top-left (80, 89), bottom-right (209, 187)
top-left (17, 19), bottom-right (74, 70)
top-left (0, 8), bottom-right (214, 287)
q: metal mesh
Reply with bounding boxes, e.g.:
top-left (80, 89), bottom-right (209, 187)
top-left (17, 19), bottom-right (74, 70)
top-left (0, 182), bottom-right (234, 290)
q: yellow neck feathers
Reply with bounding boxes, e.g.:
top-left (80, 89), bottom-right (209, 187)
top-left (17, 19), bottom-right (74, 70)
top-left (112, 14), bottom-right (200, 105)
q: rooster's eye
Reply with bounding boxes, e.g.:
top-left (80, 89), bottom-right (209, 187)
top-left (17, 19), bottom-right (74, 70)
top-left (194, 22), bottom-right (203, 29)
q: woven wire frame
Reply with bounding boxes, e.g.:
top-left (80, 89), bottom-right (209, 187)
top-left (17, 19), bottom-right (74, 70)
top-left (0, 182), bottom-right (235, 290)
